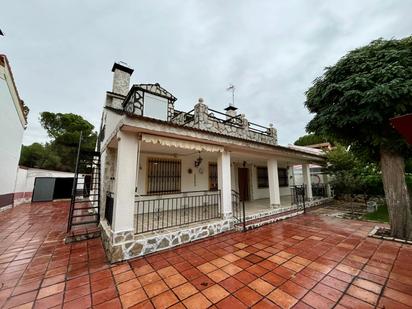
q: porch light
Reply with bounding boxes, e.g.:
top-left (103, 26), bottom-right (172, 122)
top-left (194, 154), bottom-right (203, 167)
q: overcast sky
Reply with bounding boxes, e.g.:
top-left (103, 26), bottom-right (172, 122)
top-left (2, 0), bottom-right (411, 146)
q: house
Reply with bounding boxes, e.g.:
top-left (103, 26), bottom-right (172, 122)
top-left (98, 62), bottom-right (332, 262)
top-left (0, 55), bottom-right (28, 210)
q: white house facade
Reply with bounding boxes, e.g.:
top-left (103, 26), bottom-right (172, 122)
top-left (0, 55), bottom-right (28, 210)
top-left (98, 63), bottom-right (332, 262)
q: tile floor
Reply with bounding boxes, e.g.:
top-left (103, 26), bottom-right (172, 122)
top-left (0, 201), bottom-right (411, 308)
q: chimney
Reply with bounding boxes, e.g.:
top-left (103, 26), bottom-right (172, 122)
top-left (224, 104), bottom-right (238, 119)
top-left (111, 62), bottom-right (134, 96)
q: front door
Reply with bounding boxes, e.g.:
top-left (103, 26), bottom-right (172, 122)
top-left (238, 168), bottom-right (250, 201)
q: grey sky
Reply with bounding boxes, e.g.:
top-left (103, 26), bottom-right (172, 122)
top-left (2, 0), bottom-right (411, 146)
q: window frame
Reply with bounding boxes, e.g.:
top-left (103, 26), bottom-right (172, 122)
top-left (146, 158), bottom-right (181, 194)
top-left (208, 162), bottom-right (218, 191)
top-left (256, 166), bottom-right (269, 188)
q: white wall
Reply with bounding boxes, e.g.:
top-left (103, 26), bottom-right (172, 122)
top-left (136, 152), bottom-right (217, 195)
top-left (0, 63), bottom-right (26, 207)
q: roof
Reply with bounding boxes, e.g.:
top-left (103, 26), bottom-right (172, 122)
top-left (122, 83), bottom-right (177, 107)
top-left (0, 54), bottom-right (28, 123)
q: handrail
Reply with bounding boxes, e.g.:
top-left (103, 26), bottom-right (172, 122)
top-left (136, 189), bottom-right (219, 197)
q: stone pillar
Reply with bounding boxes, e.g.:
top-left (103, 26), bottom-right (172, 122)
top-left (268, 159), bottom-right (281, 208)
top-left (302, 164), bottom-right (313, 200)
top-left (218, 151), bottom-right (232, 218)
top-left (194, 98), bottom-right (209, 130)
top-left (112, 131), bottom-right (138, 233)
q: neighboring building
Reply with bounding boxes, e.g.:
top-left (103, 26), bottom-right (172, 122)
top-left (14, 167), bottom-right (81, 205)
top-left (0, 55), bottom-right (28, 209)
top-left (98, 63), bottom-right (331, 262)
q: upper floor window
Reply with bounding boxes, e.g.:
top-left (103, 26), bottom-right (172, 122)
top-left (143, 93), bottom-right (168, 121)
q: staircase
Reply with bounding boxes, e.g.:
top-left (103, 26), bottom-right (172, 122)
top-left (66, 134), bottom-right (101, 242)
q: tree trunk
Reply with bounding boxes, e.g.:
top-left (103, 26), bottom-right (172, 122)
top-left (380, 148), bottom-right (412, 240)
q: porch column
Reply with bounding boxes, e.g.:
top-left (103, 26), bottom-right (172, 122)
top-left (218, 151), bottom-right (232, 218)
top-left (288, 166), bottom-right (295, 186)
top-left (112, 131), bottom-right (138, 233)
top-left (302, 164), bottom-right (313, 200)
top-left (268, 159), bottom-right (281, 208)
top-left (322, 173), bottom-right (332, 197)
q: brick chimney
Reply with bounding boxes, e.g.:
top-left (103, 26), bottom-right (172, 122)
top-left (111, 62), bottom-right (134, 96)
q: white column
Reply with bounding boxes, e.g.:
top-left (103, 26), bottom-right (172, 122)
top-left (302, 164), bottom-right (313, 200)
top-left (322, 173), bottom-right (332, 197)
top-left (288, 166), bottom-right (295, 186)
top-left (268, 159), bottom-right (281, 208)
top-left (218, 151), bottom-right (232, 218)
top-left (112, 131), bottom-right (138, 233)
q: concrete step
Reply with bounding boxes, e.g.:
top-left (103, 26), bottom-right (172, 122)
top-left (235, 208), bottom-right (303, 231)
top-left (65, 226), bottom-right (101, 243)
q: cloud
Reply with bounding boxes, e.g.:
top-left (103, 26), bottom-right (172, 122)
top-left (1, 0), bottom-right (411, 146)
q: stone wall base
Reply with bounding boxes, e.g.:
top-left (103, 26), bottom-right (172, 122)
top-left (101, 218), bottom-right (233, 263)
top-left (101, 198), bottom-right (332, 263)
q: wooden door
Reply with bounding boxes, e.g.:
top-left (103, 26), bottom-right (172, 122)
top-left (238, 168), bottom-right (250, 201)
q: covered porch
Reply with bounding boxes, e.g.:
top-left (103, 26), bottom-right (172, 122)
top-left (102, 129), bottom-right (330, 238)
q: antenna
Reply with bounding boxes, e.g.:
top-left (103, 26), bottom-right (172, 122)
top-left (226, 84), bottom-right (235, 106)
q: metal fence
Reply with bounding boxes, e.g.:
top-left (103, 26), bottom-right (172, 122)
top-left (135, 190), bottom-right (221, 234)
top-left (312, 183), bottom-right (327, 198)
top-left (231, 190), bottom-right (245, 231)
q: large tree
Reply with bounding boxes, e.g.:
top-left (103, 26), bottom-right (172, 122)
top-left (20, 113), bottom-right (97, 172)
top-left (305, 37), bottom-right (412, 239)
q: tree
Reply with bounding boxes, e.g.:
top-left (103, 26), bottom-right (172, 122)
top-left (20, 143), bottom-right (61, 170)
top-left (294, 134), bottom-right (328, 146)
top-left (20, 113), bottom-right (97, 172)
top-left (305, 37), bottom-right (412, 239)
top-left (40, 112), bottom-right (97, 171)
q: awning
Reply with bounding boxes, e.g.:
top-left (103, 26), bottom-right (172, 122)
top-left (390, 114), bottom-right (412, 145)
top-left (141, 134), bottom-right (224, 152)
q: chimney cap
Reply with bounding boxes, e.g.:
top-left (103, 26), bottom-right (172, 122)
top-left (112, 62), bottom-right (134, 75)
top-left (224, 105), bottom-right (238, 111)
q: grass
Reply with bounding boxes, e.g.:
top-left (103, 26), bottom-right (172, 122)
top-left (363, 204), bottom-right (389, 222)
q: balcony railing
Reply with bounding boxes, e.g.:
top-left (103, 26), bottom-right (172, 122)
top-left (135, 190), bottom-right (221, 234)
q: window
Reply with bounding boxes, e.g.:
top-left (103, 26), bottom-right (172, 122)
top-left (143, 93), bottom-right (169, 120)
top-left (278, 168), bottom-right (288, 187)
top-left (147, 158), bottom-right (181, 194)
top-left (209, 162), bottom-right (218, 190)
top-left (257, 167), bottom-right (268, 188)
top-left (256, 166), bottom-right (288, 188)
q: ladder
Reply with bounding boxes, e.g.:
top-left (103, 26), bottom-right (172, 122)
top-left (67, 133), bottom-right (101, 233)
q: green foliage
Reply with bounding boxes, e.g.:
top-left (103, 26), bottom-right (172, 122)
top-left (325, 146), bottom-right (384, 197)
top-left (20, 113), bottom-right (97, 172)
top-left (363, 204), bottom-right (389, 223)
top-left (20, 143), bottom-right (61, 170)
top-left (294, 134), bottom-right (329, 146)
top-left (305, 37), bottom-right (412, 160)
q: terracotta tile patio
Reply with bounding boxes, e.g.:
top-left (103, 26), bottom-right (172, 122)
top-left (0, 201), bottom-right (412, 308)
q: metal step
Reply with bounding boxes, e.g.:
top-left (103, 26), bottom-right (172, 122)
top-left (71, 220), bottom-right (99, 226)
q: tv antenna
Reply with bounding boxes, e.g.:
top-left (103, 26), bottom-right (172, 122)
top-left (226, 84), bottom-right (235, 106)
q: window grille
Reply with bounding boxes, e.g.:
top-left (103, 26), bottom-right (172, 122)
top-left (257, 167), bottom-right (269, 188)
top-left (209, 162), bottom-right (218, 190)
top-left (147, 158), bottom-right (181, 194)
top-left (278, 168), bottom-right (288, 187)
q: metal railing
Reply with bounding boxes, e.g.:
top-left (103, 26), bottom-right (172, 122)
top-left (232, 190), bottom-right (246, 231)
top-left (291, 185), bottom-right (306, 212)
top-left (312, 183), bottom-right (327, 198)
top-left (135, 190), bottom-right (221, 234)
